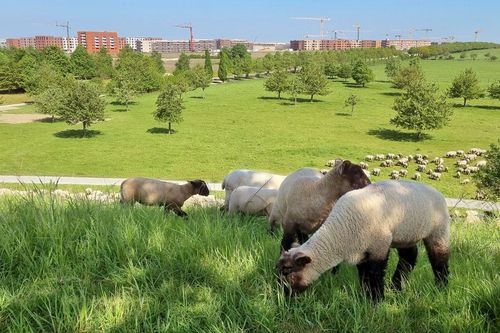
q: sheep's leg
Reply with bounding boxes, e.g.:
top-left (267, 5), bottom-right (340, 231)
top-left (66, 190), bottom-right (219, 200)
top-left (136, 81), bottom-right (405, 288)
top-left (297, 231), bottom-right (309, 244)
top-left (391, 246), bottom-right (418, 291)
top-left (165, 203), bottom-right (188, 218)
top-left (280, 224), bottom-right (297, 252)
top-left (363, 252), bottom-right (389, 302)
top-left (424, 239), bottom-right (449, 287)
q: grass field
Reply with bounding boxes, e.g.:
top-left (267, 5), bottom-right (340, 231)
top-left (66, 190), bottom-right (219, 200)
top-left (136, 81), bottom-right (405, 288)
top-left (0, 51), bottom-right (499, 199)
top-left (0, 196), bottom-right (497, 332)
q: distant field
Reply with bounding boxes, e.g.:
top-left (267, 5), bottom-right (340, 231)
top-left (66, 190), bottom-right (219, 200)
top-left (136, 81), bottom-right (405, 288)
top-left (0, 50), bottom-right (499, 198)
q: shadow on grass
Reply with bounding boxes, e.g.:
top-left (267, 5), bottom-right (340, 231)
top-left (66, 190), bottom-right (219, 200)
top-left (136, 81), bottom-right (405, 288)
top-left (112, 108), bottom-right (128, 112)
top-left (189, 96), bottom-right (205, 99)
top-left (54, 129), bottom-right (102, 138)
top-left (35, 117), bottom-right (64, 123)
top-left (110, 101), bottom-right (137, 106)
top-left (147, 127), bottom-right (176, 134)
top-left (342, 82), bottom-right (364, 88)
top-left (380, 91), bottom-right (402, 97)
top-left (368, 128), bottom-right (431, 142)
top-left (258, 96), bottom-right (280, 100)
top-left (454, 104), bottom-right (500, 110)
top-left (375, 80), bottom-right (392, 83)
top-left (335, 112), bottom-right (352, 116)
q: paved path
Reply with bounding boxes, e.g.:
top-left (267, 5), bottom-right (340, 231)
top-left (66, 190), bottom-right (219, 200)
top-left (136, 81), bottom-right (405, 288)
top-left (0, 103), bottom-right (30, 112)
top-left (1, 175), bottom-right (499, 211)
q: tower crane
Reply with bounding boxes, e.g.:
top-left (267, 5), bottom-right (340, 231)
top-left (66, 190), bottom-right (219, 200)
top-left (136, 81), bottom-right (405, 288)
top-left (175, 23), bottom-right (194, 52)
top-left (291, 17), bottom-right (331, 40)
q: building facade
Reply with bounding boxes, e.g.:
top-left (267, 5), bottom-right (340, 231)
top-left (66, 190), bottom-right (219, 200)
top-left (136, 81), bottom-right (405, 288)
top-left (381, 39), bottom-right (431, 50)
top-left (34, 35), bottom-right (64, 49)
top-left (291, 38), bottom-right (430, 51)
top-left (77, 31), bottom-right (120, 54)
top-left (151, 39), bottom-right (217, 53)
top-left (62, 37), bottom-right (78, 53)
top-left (125, 37), bottom-right (162, 51)
top-left (216, 39), bottom-right (252, 50)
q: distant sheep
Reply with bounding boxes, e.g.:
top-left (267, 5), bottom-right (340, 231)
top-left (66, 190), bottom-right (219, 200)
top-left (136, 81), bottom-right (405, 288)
top-left (120, 177), bottom-right (209, 217)
top-left (433, 157), bottom-right (444, 165)
top-left (399, 169), bottom-right (408, 177)
top-left (390, 170), bottom-right (400, 180)
top-left (375, 154), bottom-right (386, 161)
top-left (460, 178), bottom-right (470, 185)
top-left (416, 158), bottom-right (428, 165)
top-left (435, 164), bottom-right (447, 173)
top-left (365, 155), bottom-right (375, 162)
top-left (429, 172), bottom-right (441, 180)
top-left (413, 172), bottom-right (421, 180)
top-left (456, 160), bottom-right (468, 167)
top-left (277, 180), bottom-right (450, 301)
top-left (457, 150), bottom-right (464, 156)
top-left (380, 160), bottom-right (393, 167)
top-left (417, 165), bottom-right (426, 172)
top-left (445, 151), bottom-right (457, 158)
top-left (371, 168), bottom-right (381, 176)
top-left (476, 160), bottom-right (487, 168)
top-left (359, 162), bottom-right (369, 170)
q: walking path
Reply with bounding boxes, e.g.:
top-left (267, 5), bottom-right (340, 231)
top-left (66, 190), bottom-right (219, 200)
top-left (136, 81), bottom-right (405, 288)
top-left (0, 103), bottom-right (30, 112)
top-left (1, 175), bottom-right (499, 211)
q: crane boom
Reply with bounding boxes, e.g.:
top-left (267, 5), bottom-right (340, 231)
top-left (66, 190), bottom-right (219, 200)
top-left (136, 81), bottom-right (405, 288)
top-left (175, 23), bottom-right (194, 52)
top-left (291, 17), bottom-right (331, 40)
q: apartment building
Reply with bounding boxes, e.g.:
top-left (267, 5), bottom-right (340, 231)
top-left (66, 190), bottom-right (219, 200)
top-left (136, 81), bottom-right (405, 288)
top-left (6, 37), bottom-right (35, 48)
top-left (34, 35), bottom-right (63, 49)
top-left (151, 39), bottom-right (217, 53)
top-left (381, 39), bottom-right (432, 50)
top-left (216, 39), bottom-right (252, 50)
top-left (77, 31), bottom-right (120, 54)
top-left (291, 38), bottom-right (430, 51)
top-left (125, 37), bottom-right (162, 51)
top-left (62, 37), bottom-right (78, 53)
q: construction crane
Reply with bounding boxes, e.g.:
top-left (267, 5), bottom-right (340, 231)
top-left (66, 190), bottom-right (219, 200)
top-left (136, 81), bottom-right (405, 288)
top-left (353, 24), bottom-right (361, 41)
top-left (56, 21), bottom-right (70, 40)
top-left (304, 34), bottom-right (323, 39)
top-left (474, 29), bottom-right (482, 42)
top-left (291, 17), bottom-right (331, 40)
top-left (330, 30), bottom-right (352, 40)
top-left (175, 23), bottom-right (194, 52)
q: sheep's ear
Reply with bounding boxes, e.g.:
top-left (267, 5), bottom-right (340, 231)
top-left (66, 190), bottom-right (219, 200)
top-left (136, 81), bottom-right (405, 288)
top-left (337, 160), bottom-right (352, 175)
top-left (294, 253), bottom-right (312, 267)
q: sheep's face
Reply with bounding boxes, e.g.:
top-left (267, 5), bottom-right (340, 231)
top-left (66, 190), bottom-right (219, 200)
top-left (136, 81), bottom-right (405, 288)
top-left (336, 160), bottom-right (371, 192)
top-left (277, 250), bottom-right (313, 294)
top-left (190, 180), bottom-right (210, 196)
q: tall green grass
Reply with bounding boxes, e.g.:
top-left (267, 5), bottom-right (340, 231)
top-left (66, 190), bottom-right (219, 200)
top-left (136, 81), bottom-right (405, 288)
top-left (0, 196), bottom-right (498, 332)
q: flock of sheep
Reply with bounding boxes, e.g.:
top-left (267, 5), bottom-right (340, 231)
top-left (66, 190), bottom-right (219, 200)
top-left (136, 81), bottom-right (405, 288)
top-left (120, 158), bottom-right (452, 302)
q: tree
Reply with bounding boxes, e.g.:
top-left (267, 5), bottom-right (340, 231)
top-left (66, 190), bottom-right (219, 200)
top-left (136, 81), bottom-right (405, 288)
top-left (324, 62), bottom-right (337, 78)
top-left (59, 81), bottom-right (106, 136)
top-left (299, 65), bottom-right (329, 102)
top-left (487, 81), bottom-right (500, 100)
top-left (204, 49), bottom-right (213, 77)
top-left (0, 58), bottom-right (21, 92)
top-left (459, 52), bottom-right (467, 60)
top-left (392, 59), bottom-right (425, 89)
top-left (391, 82), bottom-right (453, 139)
top-left (189, 65), bottom-right (211, 97)
top-left (470, 53), bottom-right (478, 60)
top-left (473, 141), bottom-right (500, 200)
top-left (150, 51), bottom-right (165, 74)
top-left (174, 53), bottom-right (190, 74)
top-left (240, 55), bottom-right (253, 78)
top-left (41, 46), bottom-right (72, 74)
top-left (262, 53), bottom-right (274, 75)
top-left (344, 93), bottom-right (359, 115)
top-left (113, 47), bottom-right (162, 93)
top-left (448, 68), bottom-right (483, 106)
top-left (165, 72), bottom-right (191, 98)
top-left (94, 47), bottom-right (114, 79)
top-left (34, 85), bottom-right (68, 122)
top-left (385, 57), bottom-right (402, 80)
top-left (218, 49), bottom-right (230, 82)
top-left (490, 55), bottom-right (498, 61)
top-left (154, 83), bottom-right (184, 134)
top-left (70, 45), bottom-right (96, 79)
top-left (337, 62), bottom-right (352, 82)
top-left (286, 75), bottom-right (302, 105)
top-left (264, 69), bottom-right (289, 99)
top-left (351, 60), bottom-right (375, 87)
top-left (113, 80), bottom-right (136, 111)
top-left (24, 63), bottom-right (69, 96)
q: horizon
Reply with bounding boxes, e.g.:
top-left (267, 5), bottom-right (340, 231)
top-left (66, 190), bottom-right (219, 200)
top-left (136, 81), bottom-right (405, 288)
top-left (1, 0), bottom-right (499, 43)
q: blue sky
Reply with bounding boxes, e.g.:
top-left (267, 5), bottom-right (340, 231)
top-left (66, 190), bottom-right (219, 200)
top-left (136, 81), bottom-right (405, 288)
top-left (1, 0), bottom-right (499, 42)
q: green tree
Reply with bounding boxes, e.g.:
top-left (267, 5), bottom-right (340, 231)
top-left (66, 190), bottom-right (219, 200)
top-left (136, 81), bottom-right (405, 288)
top-left (174, 53), bottom-right (190, 74)
top-left (345, 93), bottom-right (359, 115)
top-left (299, 65), bottom-right (329, 102)
top-left (262, 53), bottom-right (274, 75)
top-left (34, 85), bottom-right (68, 122)
top-left (459, 52), bottom-right (467, 60)
top-left (384, 57), bottom-right (402, 80)
top-left (391, 82), bottom-right (453, 139)
top-left (59, 81), bottom-right (106, 136)
top-left (154, 83), bottom-right (184, 134)
top-left (0, 58), bottom-right (21, 92)
top-left (337, 62), bottom-right (352, 82)
top-left (204, 49), bottom-right (213, 77)
top-left (473, 141), bottom-right (500, 200)
top-left (286, 75), bottom-right (303, 105)
top-left (487, 80), bottom-right (500, 100)
top-left (470, 53), bottom-right (478, 60)
top-left (264, 69), bottom-right (289, 99)
top-left (351, 60), bottom-right (374, 87)
top-left (448, 68), bottom-right (483, 106)
top-left (24, 63), bottom-right (69, 96)
top-left (113, 47), bottom-right (162, 93)
top-left (490, 55), bottom-right (498, 61)
top-left (71, 45), bottom-right (96, 79)
top-left (41, 45), bottom-right (71, 74)
top-left (392, 59), bottom-right (425, 89)
top-left (189, 65), bottom-right (211, 97)
top-left (240, 55), bottom-right (253, 78)
top-left (218, 49), bottom-right (230, 82)
top-left (150, 51), bottom-right (165, 74)
top-left (94, 47), bottom-right (114, 79)
top-left (113, 80), bottom-right (136, 111)
top-left (324, 62), bottom-right (337, 78)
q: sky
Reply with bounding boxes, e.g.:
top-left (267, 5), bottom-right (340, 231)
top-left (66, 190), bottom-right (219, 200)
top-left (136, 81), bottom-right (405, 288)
top-left (1, 0), bottom-right (499, 43)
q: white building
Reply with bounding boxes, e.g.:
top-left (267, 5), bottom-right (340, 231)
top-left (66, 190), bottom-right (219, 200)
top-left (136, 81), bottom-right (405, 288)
top-left (126, 37), bottom-right (162, 51)
top-left (136, 39), bottom-right (155, 53)
top-left (0, 39), bottom-right (6, 48)
top-left (62, 37), bottom-right (78, 53)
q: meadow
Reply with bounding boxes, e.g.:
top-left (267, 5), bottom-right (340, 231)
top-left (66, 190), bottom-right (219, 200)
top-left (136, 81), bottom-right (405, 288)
top-left (0, 195), bottom-right (498, 332)
top-left (1, 51), bottom-right (500, 198)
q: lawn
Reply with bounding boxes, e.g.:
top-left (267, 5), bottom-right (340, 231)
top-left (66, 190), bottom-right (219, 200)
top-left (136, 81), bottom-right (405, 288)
top-left (0, 52), bottom-right (499, 198)
top-left (0, 196), bottom-right (497, 332)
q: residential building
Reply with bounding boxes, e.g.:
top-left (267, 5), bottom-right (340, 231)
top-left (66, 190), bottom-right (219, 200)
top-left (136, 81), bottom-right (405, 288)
top-left (151, 39), bottom-right (217, 53)
top-left (6, 37), bottom-right (35, 48)
top-left (77, 31), bottom-right (120, 54)
top-left (0, 39), bottom-right (7, 48)
top-left (381, 39), bottom-right (431, 50)
top-left (125, 37), bottom-right (162, 51)
top-left (62, 37), bottom-right (78, 53)
top-left (216, 39), bottom-right (253, 50)
top-left (252, 42), bottom-right (288, 52)
top-left (291, 38), bottom-right (430, 51)
top-left (34, 35), bottom-right (64, 49)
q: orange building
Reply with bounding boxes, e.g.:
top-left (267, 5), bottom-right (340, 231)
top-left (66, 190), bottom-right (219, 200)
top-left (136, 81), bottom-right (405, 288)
top-left (77, 31), bottom-right (120, 54)
top-left (34, 35), bottom-right (64, 49)
top-left (6, 37), bottom-right (35, 48)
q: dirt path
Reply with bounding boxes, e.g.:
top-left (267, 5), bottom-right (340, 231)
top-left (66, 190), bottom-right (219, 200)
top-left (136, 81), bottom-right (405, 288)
top-left (0, 113), bottom-right (52, 124)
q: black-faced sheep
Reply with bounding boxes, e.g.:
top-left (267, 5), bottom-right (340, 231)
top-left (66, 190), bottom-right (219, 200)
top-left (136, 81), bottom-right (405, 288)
top-left (120, 177), bottom-right (209, 216)
top-left (413, 172), bottom-right (421, 180)
top-left (228, 186), bottom-right (277, 217)
top-left (269, 160), bottom-right (371, 251)
top-left (371, 168), bottom-right (381, 176)
top-left (222, 170), bottom-right (286, 210)
top-left (277, 180), bottom-right (450, 301)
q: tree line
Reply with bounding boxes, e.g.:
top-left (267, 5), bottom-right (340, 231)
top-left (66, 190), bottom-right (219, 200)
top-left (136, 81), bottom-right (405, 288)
top-left (408, 41), bottom-right (499, 59)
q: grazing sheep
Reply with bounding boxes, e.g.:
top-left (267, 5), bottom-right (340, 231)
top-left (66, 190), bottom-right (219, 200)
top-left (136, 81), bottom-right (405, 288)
top-left (359, 162), bottom-right (369, 170)
top-left (476, 160), bottom-right (487, 168)
top-left (371, 168), bottom-right (381, 176)
top-left (417, 165), bottom-right (426, 172)
top-left (399, 169), bottom-right (408, 177)
top-left (413, 172), bottom-right (421, 180)
top-left (375, 154), bottom-right (386, 161)
top-left (390, 170), bottom-right (400, 180)
top-left (457, 150), bottom-right (464, 156)
top-left (465, 154), bottom-right (477, 162)
top-left (465, 166), bottom-right (479, 174)
top-left (228, 186), bottom-right (278, 217)
top-left (222, 170), bottom-right (286, 210)
top-left (445, 151), bottom-right (457, 158)
top-left (277, 180), bottom-right (450, 301)
top-left (416, 158), bottom-right (428, 165)
top-left (325, 160), bottom-right (337, 167)
top-left (433, 157), bottom-right (444, 165)
top-left (269, 160), bottom-right (371, 251)
top-left (469, 148), bottom-right (486, 156)
top-left (380, 160), bottom-right (393, 167)
top-left (435, 164), bottom-right (447, 173)
top-left (456, 160), bottom-right (468, 167)
top-left (455, 171), bottom-right (461, 178)
top-left (460, 178), bottom-right (470, 185)
top-left (429, 172), bottom-right (441, 180)
top-left (386, 153), bottom-right (396, 160)
top-left (397, 158), bottom-right (409, 166)
top-left (120, 177), bottom-right (209, 217)
top-left (414, 154), bottom-right (423, 161)
top-left (365, 155), bottom-right (375, 162)
top-left (423, 154), bottom-right (429, 159)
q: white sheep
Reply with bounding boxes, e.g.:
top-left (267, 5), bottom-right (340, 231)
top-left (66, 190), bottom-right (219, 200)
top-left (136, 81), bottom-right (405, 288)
top-left (429, 172), bottom-right (441, 180)
top-left (386, 153), bottom-right (396, 160)
top-left (375, 154), bottom-right (386, 161)
top-left (399, 169), bottom-right (408, 177)
top-left (457, 150), bottom-right (464, 156)
top-left (325, 160), bottom-right (337, 167)
top-left (416, 158), bottom-right (428, 165)
top-left (414, 154), bottom-right (423, 160)
top-left (228, 186), bottom-right (278, 217)
top-left (413, 172), bottom-right (421, 180)
top-left (380, 160), bottom-right (393, 167)
top-left (445, 151), bottom-right (457, 158)
top-left (268, 160), bottom-right (371, 250)
top-left (417, 165), bottom-right (426, 172)
top-left (120, 178), bottom-right (210, 216)
top-left (433, 157), bottom-right (444, 165)
top-left (435, 164), bottom-right (447, 173)
top-left (365, 155), bottom-right (375, 162)
top-left (371, 168), bottom-right (381, 176)
top-left (277, 180), bottom-right (450, 301)
top-left (456, 160), bottom-right (468, 167)
top-left (476, 160), bottom-right (487, 168)
top-left (222, 170), bottom-right (286, 210)
top-left (460, 178), bottom-right (470, 185)
top-left (359, 162), bottom-right (369, 170)
top-left (390, 170), bottom-right (400, 180)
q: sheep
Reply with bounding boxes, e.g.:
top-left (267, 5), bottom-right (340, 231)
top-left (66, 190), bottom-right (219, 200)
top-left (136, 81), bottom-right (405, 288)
top-left (222, 170), bottom-right (286, 210)
top-left (414, 154), bottom-right (423, 161)
top-left (469, 148), bottom-right (486, 156)
top-left (413, 172), bottom-right (421, 180)
top-left (359, 162), bottom-right (369, 170)
top-left (460, 178), bottom-right (470, 185)
top-left (465, 154), bottom-right (477, 162)
top-left (277, 180), bottom-right (450, 301)
top-left (455, 171), bottom-right (461, 178)
top-left (386, 153), bottom-right (396, 160)
top-left (445, 151), bottom-right (457, 158)
top-left (228, 186), bottom-right (278, 217)
top-left (429, 172), bottom-right (441, 180)
top-left (416, 158), bottom-right (428, 165)
top-left (457, 150), bottom-right (465, 156)
top-left (371, 168), bottom-right (381, 176)
top-left (120, 177), bottom-right (209, 217)
top-left (465, 166), bottom-right (479, 174)
top-left (365, 155), bottom-right (375, 162)
top-left (375, 154), bottom-right (386, 161)
top-left (456, 160), bottom-right (468, 167)
top-left (380, 160), bottom-right (393, 167)
top-left (399, 169), bottom-right (408, 178)
top-left (435, 164), bottom-right (447, 173)
top-left (325, 160), bottom-right (337, 167)
top-left (476, 160), bottom-right (487, 168)
top-left (396, 157), bottom-right (409, 166)
top-left (417, 165), bottom-right (426, 172)
top-left (422, 154), bottom-right (429, 159)
top-left (390, 170), bottom-right (400, 180)
top-left (268, 160), bottom-right (371, 251)
top-left (433, 157), bottom-right (444, 165)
